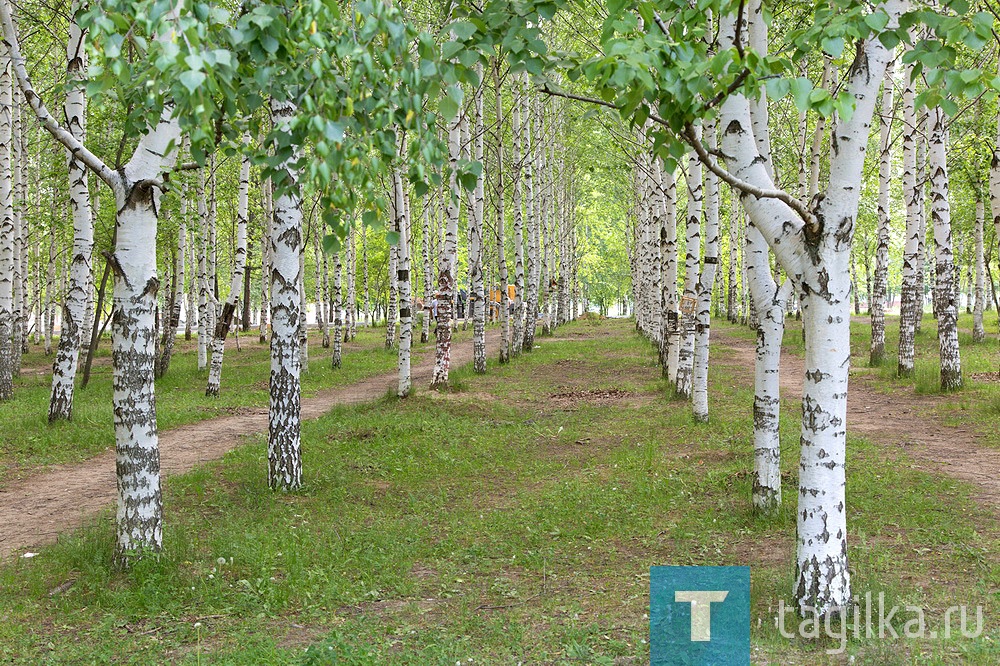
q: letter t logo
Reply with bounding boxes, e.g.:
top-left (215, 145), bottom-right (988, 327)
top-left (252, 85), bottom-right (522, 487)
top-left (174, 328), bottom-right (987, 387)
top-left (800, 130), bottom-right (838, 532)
top-left (674, 590), bottom-right (729, 641)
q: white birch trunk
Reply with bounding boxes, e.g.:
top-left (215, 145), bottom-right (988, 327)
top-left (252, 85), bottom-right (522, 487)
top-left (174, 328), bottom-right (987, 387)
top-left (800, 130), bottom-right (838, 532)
top-left (470, 66), bottom-right (487, 373)
top-left (316, 227), bottom-right (328, 348)
top-left (197, 168), bottom-right (209, 370)
top-left (897, 59), bottom-right (920, 376)
top-left (692, 121), bottom-right (719, 422)
top-left (267, 98), bottom-right (302, 491)
top-left (259, 178), bottom-right (272, 343)
top-left (511, 76), bottom-right (526, 356)
top-left (332, 250), bottom-right (343, 369)
top-left (870, 67), bottom-right (893, 365)
top-left (346, 226), bottom-right (356, 341)
top-left (431, 109), bottom-right (461, 387)
top-left (0, 41), bottom-right (12, 400)
top-left (394, 164), bottom-right (412, 396)
top-left (972, 199), bottom-right (985, 342)
top-left (675, 136), bottom-right (703, 399)
top-left (385, 234), bottom-right (398, 349)
top-left (494, 62), bottom-right (511, 363)
top-left (205, 150), bottom-right (249, 396)
top-left (10, 85), bottom-right (19, 372)
top-left (298, 241), bottom-right (308, 370)
top-left (717, 1), bottom-right (903, 612)
top-left (928, 107), bottom-right (962, 390)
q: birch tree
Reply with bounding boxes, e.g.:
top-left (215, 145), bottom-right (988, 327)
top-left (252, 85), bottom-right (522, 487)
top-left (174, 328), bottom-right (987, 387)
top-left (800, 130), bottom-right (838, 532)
top-left (470, 66), bottom-right (487, 373)
top-left (0, 0), bottom-right (195, 563)
top-left (0, 40), bottom-right (11, 402)
top-left (972, 198), bottom-right (985, 342)
top-left (431, 109), bottom-right (462, 388)
top-left (394, 163), bottom-right (413, 396)
top-left (898, 58), bottom-right (921, 376)
top-left (493, 61), bottom-right (511, 363)
top-left (205, 150), bottom-right (250, 396)
top-left (870, 67), bottom-right (893, 366)
top-left (928, 107), bottom-right (962, 390)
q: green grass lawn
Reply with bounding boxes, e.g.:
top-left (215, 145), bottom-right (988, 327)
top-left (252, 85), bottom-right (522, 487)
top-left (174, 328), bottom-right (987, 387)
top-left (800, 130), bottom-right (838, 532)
top-left (0, 325), bottom-right (457, 487)
top-left (0, 316), bottom-right (995, 664)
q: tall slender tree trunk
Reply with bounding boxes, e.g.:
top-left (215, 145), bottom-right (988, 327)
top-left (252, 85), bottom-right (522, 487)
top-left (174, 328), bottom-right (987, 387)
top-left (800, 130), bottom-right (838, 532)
top-left (511, 75), bottom-right (526, 357)
top-left (870, 68), bottom-right (893, 365)
top-left (331, 250), bottom-right (343, 369)
top-left (394, 162), bottom-right (413, 396)
top-left (157, 221), bottom-right (184, 378)
top-left (44, 227), bottom-right (54, 355)
top-left (205, 151), bottom-right (249, 396)
top-left (298, 240), bottom-right (308, 370)
top-left (717, 1), bottom-right (902, 612)
top-left (898, 60), bottom-right (920, 377)
top-left (0, 42), bottom-right (13, 401)
top-left (10, 86), bottom-right (19, 374)
top-left (470, 66), bottom-right (487, 373)
top-left (316, 225), bottom-right (328, 348)
top-left (675, 135), bottom-right (703, 399)
top-left (972, 199), bottom-right (986, 342)
top-left (361, 223), bottom-right (369, 327)
top-left (259, 178), bottom-right (272, 343)
top-left (928, 107), bottom-right (962, 391)
top-left (267, 98), bottom-right (303, 491)
top-left (197, 168), bottom-right (209, 370)
top-left (346, 225), bottom-right (356, 341)
top-left (385, 234), bottom-right (398, 349)
top-left (692, 122), bottom-right (719, 422)
top-left (659, 162), bottom-right (679, 376)
top-left (431, 109), bottom-right (461, 388)
top-left (523, 92), bottom-right (540, 352)
top-left (494, 61), bottom-right (511, 364)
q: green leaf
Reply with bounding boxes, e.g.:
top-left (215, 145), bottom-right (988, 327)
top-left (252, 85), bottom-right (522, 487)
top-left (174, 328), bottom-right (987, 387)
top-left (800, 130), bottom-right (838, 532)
top-left (179, 70), bottom-right (206, 94)
top-left (790, 77), bottom-right (813, 110)
top-left (385, 230), bottom-right (401, 246)
top-left (864, 11), bottom-right (889, 33)
top-left (439, 96), bottom-right (459, 121)
top-left (821, 36), bottom-right (844, 58)
top-left (449, 20), bottom-right (477, 40)
top-left (764, 78), bottom-right (790, 100)
top-left (321, 232), bottom-right (342, 254)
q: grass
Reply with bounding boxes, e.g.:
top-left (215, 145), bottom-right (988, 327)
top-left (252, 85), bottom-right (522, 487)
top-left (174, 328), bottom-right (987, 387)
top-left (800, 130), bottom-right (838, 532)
top-left (0, 316), bottom-right (996, 663)
top-left (0, 325), bottom-right (463, 487)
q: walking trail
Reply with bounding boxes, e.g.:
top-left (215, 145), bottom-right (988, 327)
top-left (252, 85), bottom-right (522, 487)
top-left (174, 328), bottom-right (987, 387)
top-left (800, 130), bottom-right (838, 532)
top-left (713, 327), bottom-right (1000, 513)
top-left (0, 331), bottom-right (497, 559)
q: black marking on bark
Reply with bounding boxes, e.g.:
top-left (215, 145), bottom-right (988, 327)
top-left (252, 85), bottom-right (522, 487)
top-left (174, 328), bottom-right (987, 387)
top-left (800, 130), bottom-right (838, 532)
top-left (724, 119), bottom-right (745, 136)
top-left (141, 277), bottom-right (160, 299)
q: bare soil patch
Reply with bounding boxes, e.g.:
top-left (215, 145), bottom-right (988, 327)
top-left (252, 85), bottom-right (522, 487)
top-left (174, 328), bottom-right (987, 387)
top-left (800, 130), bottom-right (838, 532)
top-left (713, 327), bottom-right (1000, 514)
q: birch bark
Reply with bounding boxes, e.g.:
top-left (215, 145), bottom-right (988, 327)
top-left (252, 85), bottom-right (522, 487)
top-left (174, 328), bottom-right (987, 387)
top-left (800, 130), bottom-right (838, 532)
top-left (870, 67), bottom-right (893, 365)
top-left (972, 199), bottom-right (985, 342)
top-left (267, 97), bottom-right (303, 491)
top-left (928, 107), bottom-right (962, 391)
top-left (205, 150), bottom-right (249, 396)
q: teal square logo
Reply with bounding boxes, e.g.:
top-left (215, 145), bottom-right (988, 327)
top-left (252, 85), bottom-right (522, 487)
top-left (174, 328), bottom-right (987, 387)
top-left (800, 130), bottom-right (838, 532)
top-left (650, 566), bottom-right (750, 665)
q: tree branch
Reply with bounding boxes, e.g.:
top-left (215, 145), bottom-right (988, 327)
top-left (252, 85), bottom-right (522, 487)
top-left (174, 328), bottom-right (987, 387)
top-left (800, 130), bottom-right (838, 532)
top-left (683, 123), bottom-right (817, 230)
top-left (0, 0), bottom-right (118, 189)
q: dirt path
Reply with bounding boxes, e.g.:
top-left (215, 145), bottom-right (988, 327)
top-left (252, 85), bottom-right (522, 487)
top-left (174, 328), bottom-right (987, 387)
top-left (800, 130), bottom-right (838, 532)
top-left (0, 331), bottom-right (498, 560)
top-left (713, 328), bottom-right (1000, 512)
